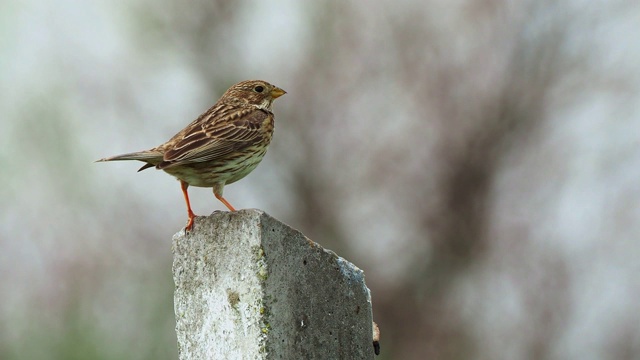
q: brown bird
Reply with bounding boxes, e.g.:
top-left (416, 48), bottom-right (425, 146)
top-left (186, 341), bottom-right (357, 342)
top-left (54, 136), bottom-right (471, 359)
top-left (97, 80), bottom-right (286, 231)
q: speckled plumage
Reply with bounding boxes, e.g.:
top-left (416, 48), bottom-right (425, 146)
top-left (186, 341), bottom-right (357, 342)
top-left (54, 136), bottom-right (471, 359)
top-left (97, 80), bottom-right (286, 231)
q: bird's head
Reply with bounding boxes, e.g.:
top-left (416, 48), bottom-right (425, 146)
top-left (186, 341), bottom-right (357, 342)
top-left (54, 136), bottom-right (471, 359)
top-left (222, 80), bottom-right (286, 111)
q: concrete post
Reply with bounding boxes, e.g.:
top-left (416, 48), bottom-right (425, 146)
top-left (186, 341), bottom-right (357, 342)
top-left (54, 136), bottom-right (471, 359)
top-left (172, 209), bottom-right (375, 360)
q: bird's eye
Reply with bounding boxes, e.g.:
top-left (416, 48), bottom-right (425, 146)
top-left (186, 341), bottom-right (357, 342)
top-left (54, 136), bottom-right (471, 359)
top-left (254, 86), bottom-right (264, 93)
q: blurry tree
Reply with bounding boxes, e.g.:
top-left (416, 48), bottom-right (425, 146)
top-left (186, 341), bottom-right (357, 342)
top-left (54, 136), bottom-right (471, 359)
top-left (2, 0), bottom-right (640, 359)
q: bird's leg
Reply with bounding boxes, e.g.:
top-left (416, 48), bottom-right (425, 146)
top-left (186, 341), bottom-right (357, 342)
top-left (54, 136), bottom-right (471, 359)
top-left (213, 187), bottom-right (236, 211)
top-left (180, 180), bottom-right (197, 231)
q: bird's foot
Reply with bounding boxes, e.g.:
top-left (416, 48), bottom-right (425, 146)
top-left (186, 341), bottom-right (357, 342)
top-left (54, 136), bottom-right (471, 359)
top-left (185, 213), bottom-right (197, 233)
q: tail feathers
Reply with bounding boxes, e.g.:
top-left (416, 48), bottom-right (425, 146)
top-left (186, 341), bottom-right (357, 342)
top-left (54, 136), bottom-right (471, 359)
top-left (137, 163), bottom-right (156, 172)
top-left (95, 150), bottom-right (162, 172)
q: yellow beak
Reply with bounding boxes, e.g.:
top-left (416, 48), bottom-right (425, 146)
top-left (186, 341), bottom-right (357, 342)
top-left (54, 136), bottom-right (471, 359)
top-left (270, 87), bottom-right (286, 99)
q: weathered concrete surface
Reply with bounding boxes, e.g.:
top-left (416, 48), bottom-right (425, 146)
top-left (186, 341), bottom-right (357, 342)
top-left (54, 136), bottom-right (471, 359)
top-left (173, 209), bottom-right (374, 360)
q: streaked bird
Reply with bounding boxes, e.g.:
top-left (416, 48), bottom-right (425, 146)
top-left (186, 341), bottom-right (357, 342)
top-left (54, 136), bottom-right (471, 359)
top-left (97, 80), bottom-right (286, 231)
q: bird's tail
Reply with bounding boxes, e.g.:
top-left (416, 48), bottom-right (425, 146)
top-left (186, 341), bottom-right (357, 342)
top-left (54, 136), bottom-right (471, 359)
top-left (95, 150), bottom-right (163, 172)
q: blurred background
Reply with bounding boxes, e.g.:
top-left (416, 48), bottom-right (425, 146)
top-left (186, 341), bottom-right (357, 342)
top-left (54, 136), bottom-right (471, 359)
top-left (2, 0), bottom-right (640, 359)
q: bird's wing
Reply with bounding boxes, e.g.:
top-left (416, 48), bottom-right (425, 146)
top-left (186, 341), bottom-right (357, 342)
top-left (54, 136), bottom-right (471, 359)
top-left (158, 107), bottom-right (270, 169)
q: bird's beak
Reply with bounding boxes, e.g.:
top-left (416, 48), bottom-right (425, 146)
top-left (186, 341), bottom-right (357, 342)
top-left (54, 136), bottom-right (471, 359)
top-left (270, 87), bottom-right (286, 99)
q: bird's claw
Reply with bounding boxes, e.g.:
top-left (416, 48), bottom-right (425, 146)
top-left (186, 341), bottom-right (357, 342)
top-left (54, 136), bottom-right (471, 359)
top-left (185, 215), bottom-right (196, 233)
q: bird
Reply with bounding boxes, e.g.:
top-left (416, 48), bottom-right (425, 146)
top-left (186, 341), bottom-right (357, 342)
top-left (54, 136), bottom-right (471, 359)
top-left (97, 80), bottom-right (286, 232)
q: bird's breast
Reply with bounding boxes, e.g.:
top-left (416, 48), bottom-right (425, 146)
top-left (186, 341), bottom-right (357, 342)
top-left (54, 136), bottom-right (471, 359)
top-left (262, 113), bottom-right (275, 135)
